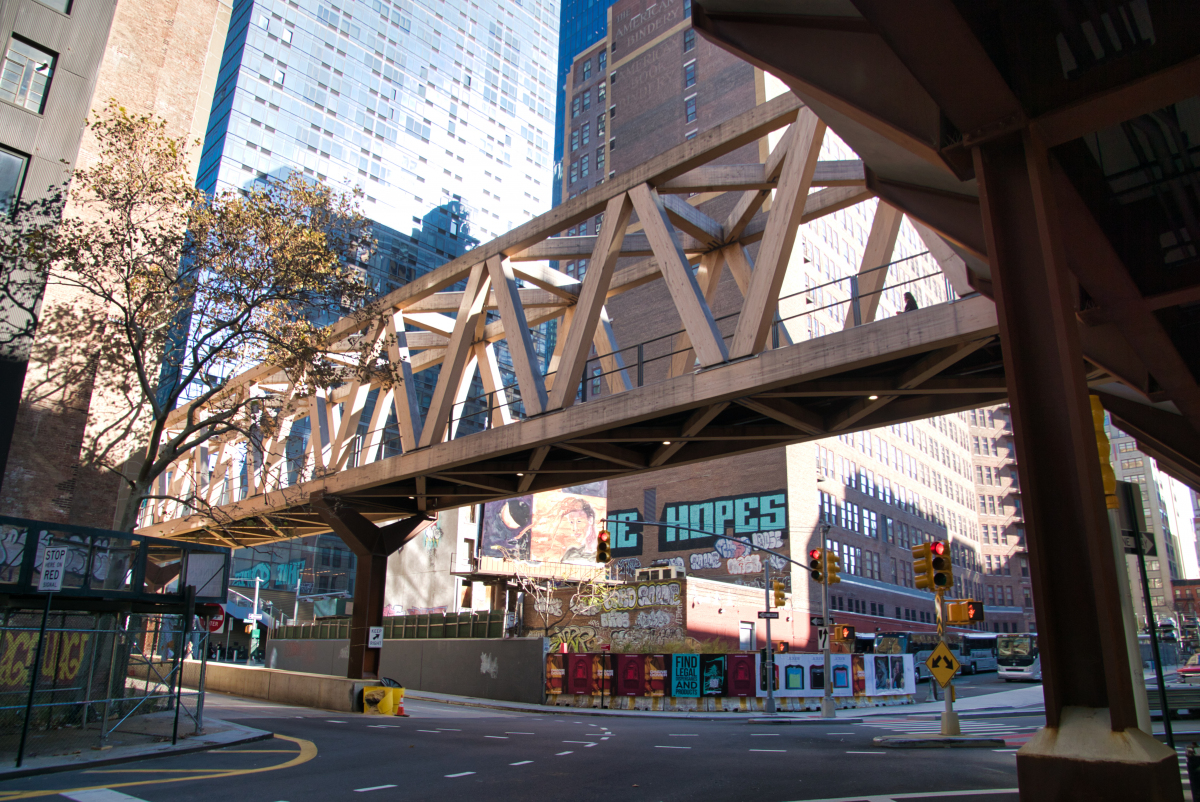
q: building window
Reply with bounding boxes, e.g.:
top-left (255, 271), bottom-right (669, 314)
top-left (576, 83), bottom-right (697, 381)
top-left (684, 61), bottom-right (696, 88)
top-left (684, 28), bottom-right (695, 52)
top-left (582, 59), bottom-right (592, 81)
top-left (684, 96), bottom-right (697, 123)
top-left (597, 113), bottom-right (606, 138)
top-left (582, 89), bottom-right (591, 111)
top-left (0, 147), bottom-right (27, 215)
top-left (35, 0), bottom-right (72, 11)
top-left (569, 162), bottom-right (578, 183)
top-left (580, 154), bottom-right (589, 178)
top-left (596, 148), bottom-right (605, 175)
top-left (597, 82), bottom-right (606, 103)
top-left (571, 129), bottom-right (579, 151)
top-left (599, 51), bottom-right (607, 71)
top-left (1, 38), bottom-right (55, 113)
top-left (582, 122), bottom-right (590, 146)
top-left (571, 95), bottom-right (580, 118)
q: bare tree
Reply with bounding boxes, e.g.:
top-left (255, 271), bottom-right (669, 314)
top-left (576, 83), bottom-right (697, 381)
top-left (18, 102), bottom-right (379, 532)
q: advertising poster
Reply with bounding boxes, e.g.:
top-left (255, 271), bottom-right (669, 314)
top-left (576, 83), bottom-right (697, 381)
top-left (700, 655), bottom-right (726, 696)
top-left (545, 654), bottom-right (565, 695)
top-left (755, 654), bottom-right (855, 697)
top-left (671, 653), bottom-right (701, 697)
top-left (590, 654), bottom-right (612, 696)
top-left (482, 482), bottom-right (607, 564)
top-left (727, 654), bottom-right (756, 697)
top-left (867, 654), bottom-right (915, 696)
top-left (567, 654), bottom-right (592, 695)
top-left (643, 654), bottom-right (668, 697)
top-left (616, 654), bottom-right (644, 696)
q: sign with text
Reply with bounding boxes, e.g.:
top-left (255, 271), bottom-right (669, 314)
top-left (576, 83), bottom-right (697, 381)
top-left (38, 547), bottom-right (68, 592)
top-left (671, 653), bottom-right (701, 697)
top-left (368, 626), bottom-right (384, 649)
top-left (757, 611), bottom-right (779, 619)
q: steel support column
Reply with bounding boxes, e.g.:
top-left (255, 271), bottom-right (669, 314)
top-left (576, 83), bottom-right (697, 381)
top-left (311, 493), bottom-right (433, 680)
top-left (974, 133), bottom-right (1180, 801)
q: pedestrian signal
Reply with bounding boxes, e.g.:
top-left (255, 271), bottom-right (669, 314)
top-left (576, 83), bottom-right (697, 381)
top-left (772, 579), bottom-right (786, 608)
top-left (835, 625), bottom-right (855, 642)
top-left (809, 549), bottom-right (825, 583)
top-left (966, 600), bottom-right (985, 622)
top-left (776, 641), bottom-right (789, 654)
top-left (596, 529), bottom-right (611, 563)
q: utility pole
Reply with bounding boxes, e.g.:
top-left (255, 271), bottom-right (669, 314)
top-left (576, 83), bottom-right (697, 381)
top-left (820, 523), bottom-right (835, 719)
top-left (764, 560), bottom-right (776, 715)
top-left (937, 589), bottom-right (960, 736)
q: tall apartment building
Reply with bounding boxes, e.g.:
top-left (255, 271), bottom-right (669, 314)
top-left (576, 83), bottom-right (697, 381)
top-left (552, 0), bottom-right (616, 206)
top-left (1107, 418), bottom-right (1185, 626)
top-left (968, 404), bottom-right (1035, 633)
top-left (1, 0), bottom-right (232, 525)
top-left (554, 0), bottom-right (983, 651)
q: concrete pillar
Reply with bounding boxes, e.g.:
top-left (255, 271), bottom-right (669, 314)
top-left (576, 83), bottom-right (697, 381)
top-left (974, 133), bottom-right (1181, 801)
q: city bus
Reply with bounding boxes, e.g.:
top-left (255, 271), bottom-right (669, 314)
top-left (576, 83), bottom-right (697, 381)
top-left (998, 633), bottom-right (1042, 681)
top-left (874, 631), bottom-right (962, 682)
top-left (960, 632), bottom-right (999, 674)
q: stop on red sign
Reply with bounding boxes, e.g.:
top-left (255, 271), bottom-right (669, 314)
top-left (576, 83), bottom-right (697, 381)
top-left (208, 605), bottom-right (225, 633)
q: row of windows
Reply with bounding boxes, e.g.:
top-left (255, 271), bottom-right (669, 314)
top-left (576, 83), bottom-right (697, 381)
top-left (968, 407), bottom-right (1007, 429)
top-left (0, 29), bottom-right (62, 213)
top-left (570, 81), bottom-right (605, 118)
top-left (975, 465), bottom-right (1009, 487)
top-left (972, 435), bottom-right (1004, 456)
top-left (576, 49), bottom-right (606, 82)
top-left (818, 446), bottom-right (970, 533)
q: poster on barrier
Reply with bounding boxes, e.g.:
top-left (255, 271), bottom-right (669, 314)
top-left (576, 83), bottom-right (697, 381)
top-left (566, 654), bottom-right (592, 694)
top-left (700, 655), bottom-right (726, 696)
top-left (643, 654), bottom-right (668, 697)
top-left (671, 653), bottom-right (701, 697)
top-left (616, 653), bottom-right (643, 696)
top-left (545, 654), bottom-right (565, 695)
top-left (865, 653), bottom-right (916, 696)
top-left (755, 653), bottom-right (855, 697)
top-left (727, 654), bottom-right (756, 696)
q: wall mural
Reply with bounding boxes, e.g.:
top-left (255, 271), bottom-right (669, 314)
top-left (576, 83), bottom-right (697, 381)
top-left (530, 578), bottom-right (686, 651)
top-left (482, 482), bottom-right (607, 565)
top-left (605, 491), bottom-right (791, 587)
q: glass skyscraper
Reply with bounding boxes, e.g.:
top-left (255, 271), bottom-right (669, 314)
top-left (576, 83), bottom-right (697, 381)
top-left (553, 0), bottom-right (617, 205)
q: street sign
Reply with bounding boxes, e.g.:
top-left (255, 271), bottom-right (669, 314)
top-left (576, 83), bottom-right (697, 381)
top-left (368, 626), bottom-right (384, 649)
top-left (1121, 529), bottom-right (1157, 557)
top-left (208, 605), bottom-right (225, 633)
top-left (38, 547), bottom-right (68, 592)
top-left (247, 612), bottom-right (262, 623)
top-left (817, 627), bottom-right (829, 651)
top-left (925, 640), bottom-right (961, 687)
top-left (810, 616), bottom-right (825, 627)
top-left (757, 611), bottom-right (779, 619)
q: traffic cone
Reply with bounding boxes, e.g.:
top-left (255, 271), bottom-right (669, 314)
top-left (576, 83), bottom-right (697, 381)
top-left (394, 688), bottom-right (408, 717)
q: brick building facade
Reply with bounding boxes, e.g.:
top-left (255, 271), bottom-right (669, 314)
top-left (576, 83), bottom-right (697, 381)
top-left (1, 0), bottom-right (232, 528)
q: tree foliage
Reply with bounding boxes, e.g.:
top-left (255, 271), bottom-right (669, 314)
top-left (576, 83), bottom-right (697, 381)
top-left (22, 102), bottom-right (377, 531)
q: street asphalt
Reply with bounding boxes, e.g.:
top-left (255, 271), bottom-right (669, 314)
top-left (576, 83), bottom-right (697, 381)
top-left (0, 673), bottom-right (1186, 802)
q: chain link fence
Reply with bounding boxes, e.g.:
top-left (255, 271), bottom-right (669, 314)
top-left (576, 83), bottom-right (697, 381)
top-left (0, 608), bottom-right (211, 767)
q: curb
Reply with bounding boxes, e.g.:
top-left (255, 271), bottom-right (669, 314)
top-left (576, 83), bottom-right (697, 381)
top-left (873, 735), bottom-right (1007, 748)
top-left (404, 692), bottom-right (737, 719)
top-left (745, 717), bottom-right (865, 725)
top-left (0, 725), bottom-right (273, 780)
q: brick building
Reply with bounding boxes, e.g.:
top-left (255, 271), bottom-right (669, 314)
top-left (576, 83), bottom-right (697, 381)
top-left (968, 404), bottom-right (1034, 633)
top-left (0, 0), bottom-right (232, 527)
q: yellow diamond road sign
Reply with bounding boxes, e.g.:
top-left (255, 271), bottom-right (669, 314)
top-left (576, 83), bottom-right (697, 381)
top-left (925, 640), bottom-right (960, 687)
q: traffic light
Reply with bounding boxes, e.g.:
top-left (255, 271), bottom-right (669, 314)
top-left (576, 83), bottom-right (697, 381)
top-left (835, 625), bottom-right (855, 642)
top-left (912, 543), bottom-right (933, 589)
top-left (596, 529), bottom-right (611, 563)
top-left (931, 541), bottom-right (953, 590)
top-left (809, 549), bottom-right (825, 583)
top-left (776, 640), bottom-right (789, 654)
top-left (945, 599), bottom-right (985, 625)
top-left (772, 580), bottom-right (786, 608)
top-left (825, 550), bottom-right (842, 584)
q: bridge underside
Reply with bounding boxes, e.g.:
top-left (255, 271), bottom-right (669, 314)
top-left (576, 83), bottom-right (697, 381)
top-left (142, 296), bottom-right (1010, 545)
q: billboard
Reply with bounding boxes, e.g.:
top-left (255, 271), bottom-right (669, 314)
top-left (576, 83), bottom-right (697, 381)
top-left (754, 653), bottom-right (916, 697)
top-left (482, 482), bottom-right (607, 565)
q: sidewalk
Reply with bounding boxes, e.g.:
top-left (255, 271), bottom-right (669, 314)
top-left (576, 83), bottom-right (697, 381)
top-left (404, 683), bottom-right (1047, 721)
top-left (0, 711), bottom-right (273, 780)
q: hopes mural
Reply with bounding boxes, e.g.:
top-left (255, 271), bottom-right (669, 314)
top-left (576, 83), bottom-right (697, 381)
top-left (482, 482), bottom-right (607, 565)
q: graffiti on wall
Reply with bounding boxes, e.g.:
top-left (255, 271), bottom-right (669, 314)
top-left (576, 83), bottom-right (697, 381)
top-left (0, 631), bottom-right (91, 690)
top-left (531, 578), bottom-right (685, 651)
top-left (231, 559), bottom-right (305, 589)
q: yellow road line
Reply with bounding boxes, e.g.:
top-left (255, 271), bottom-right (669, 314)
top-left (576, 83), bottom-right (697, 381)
top-left (0, 735), bottom-right (316, 800)
top-left (83, 769), bottom-right (234, 775)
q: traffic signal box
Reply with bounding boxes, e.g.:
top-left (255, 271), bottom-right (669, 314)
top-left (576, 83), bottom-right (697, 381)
top-left (825, 551), bottom-right (842, 584)
top-left (809, 549), bottom-right (825, 583)
top-left (772, 580), bottom-right (786, 608)
top-left (834, 625), bottom-right (855, 642)
top-left (911, 541), bottom-right (953, 591)
top-left (596, 529), bottom-right (611, 563)
top-left (945, 599), bottom-right (986, 625)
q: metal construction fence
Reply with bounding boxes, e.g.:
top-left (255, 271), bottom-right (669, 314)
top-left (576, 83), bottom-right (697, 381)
top-left (275, 610), bottom-right (506, 641)
top-left (0, 608), bottom-right (211, 767)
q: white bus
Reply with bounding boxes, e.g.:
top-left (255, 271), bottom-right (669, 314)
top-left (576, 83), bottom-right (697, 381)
top-left (960, 633), bottom-right (999, 674)
top-left (874, 631), bottom-right (962, 682)
top-left (997, 633), bottom-right (1041, 682)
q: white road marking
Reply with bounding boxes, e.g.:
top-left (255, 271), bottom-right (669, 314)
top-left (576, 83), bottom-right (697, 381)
top-left (564, 740), bottom-right (596, 744)
top-left (750, 733), bottom-right (780, 737)
top-left (354, 785), bottom-right (398, 793)
top-left (584, 743), bottom-right (598, 747)
top-left (668, 733), bottom-right (699, 736)
top-left (827, 732), bottom-right (856, 735)
top-left (62, 791), bottom-right (153, 802)
top-left (655, 745), bottom-right (691, 749)
top-left (484, 736), bottom-right (508, 739)
top-left (750, 749), bottom-right (786, 753)
top-left (779, 789), bottom-right (1019, 801)
top-left (417, 729), bottom-right (440, 733)
top-left (601, 736), bottom-right (610, 740)
top-left (557, 751), bottom-right (574, 755)
top-left (368, 725), bottom-right (399, 729)
top-left (846, 751), bottom-right (888, 755)
top-left (510, 760), bottom-right (533, 766)
top-left (445, 772), bottom-right (475, 778)
top-left (436, 728), bottom-right (461, 731)
top-left (327, 720), bottom-right (347, 724)
top-left (993, 748), bottom-right (1019, 752)
top-left (506, 732), bottom-right (535, 735)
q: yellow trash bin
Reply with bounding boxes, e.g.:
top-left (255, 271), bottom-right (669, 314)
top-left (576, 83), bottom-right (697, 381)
top-left (362, 686), bottom-right (398, 715)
